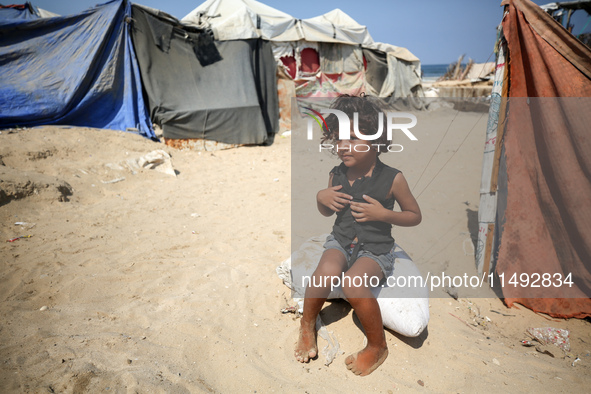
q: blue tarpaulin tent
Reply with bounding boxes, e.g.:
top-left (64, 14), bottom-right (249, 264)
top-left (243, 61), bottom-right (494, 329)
top-left (0, 0), bottom-right (155, 139)
top-left (0, 3), bottom-right (39, 21)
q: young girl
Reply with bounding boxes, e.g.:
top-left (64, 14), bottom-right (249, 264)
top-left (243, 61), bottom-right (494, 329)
top-left (294, 95), bottom-right (422, 376)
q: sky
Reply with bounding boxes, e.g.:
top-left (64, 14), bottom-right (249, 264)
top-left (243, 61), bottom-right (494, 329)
top-left (32, 0), bottom-right (591, 65)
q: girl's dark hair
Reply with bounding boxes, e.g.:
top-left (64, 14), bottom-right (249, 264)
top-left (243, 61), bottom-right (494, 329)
top-left (320, 94), bottom-right (392, 153)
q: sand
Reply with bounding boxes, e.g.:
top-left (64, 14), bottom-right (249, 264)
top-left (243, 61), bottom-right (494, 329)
top-left (1, 107), bottom-right (590, 393)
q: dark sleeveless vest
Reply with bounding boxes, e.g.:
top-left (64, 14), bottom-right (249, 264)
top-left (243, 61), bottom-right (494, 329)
top-left (330, 158), bottom-right (400, 255)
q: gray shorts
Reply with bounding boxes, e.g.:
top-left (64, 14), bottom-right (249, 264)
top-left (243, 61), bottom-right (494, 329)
top-left (323, 234), bottom-right (395, 278)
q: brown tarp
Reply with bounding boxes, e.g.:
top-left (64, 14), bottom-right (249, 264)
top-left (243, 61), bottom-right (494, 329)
top-left (497, 0), bottom-right (591, 318)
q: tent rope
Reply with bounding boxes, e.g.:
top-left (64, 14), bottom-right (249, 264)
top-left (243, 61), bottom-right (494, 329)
top-left (415, 216), bottom-right (466, 263)
top-left (414, 111), bottom-right (486, 200)
top-left (411, 109), bottom-right (459, 193)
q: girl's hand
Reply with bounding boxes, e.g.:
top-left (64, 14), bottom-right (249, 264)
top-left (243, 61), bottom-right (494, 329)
top-left (317, 185), bottom-right (353, 212)
top-left (350, 195), bottom-right (386, 222)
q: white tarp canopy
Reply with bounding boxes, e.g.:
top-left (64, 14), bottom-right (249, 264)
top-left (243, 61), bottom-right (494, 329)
top-left (366, 42), bottom-right (420, 63)
top-left (182, 0), bottom-right (374, 46)
top-left (182, 0), bottom-right (422, 99)
top-left (182, 0), bottom-right (419, 60)
top-left (36, 8), bottom-right (60, 18)
top-left (299, 8), bottom-right (374, 46)
top-left (182, 0), bottom-right (301, 41)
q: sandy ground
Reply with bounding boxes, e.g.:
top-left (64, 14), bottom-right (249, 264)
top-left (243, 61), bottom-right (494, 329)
top-left (1, 106), bottom-right (590, 393)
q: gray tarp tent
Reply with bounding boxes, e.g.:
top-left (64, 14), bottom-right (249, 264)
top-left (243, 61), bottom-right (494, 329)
top-left (130, 4), bottom-right (278, 144)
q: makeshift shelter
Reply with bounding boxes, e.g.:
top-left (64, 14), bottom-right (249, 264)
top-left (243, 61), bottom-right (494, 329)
top-left (0, 0), bottom-right (155, 139)
top-left (182, 0), bottom-right (422, 131)
top-left (427, 59), bottom-right (495, 98)
top-left (0, 3), bottom-right (40, 20)
top-left (477, 0), bottom-right (591, 318)
top-left (33, 6), bottom-right (58, 18)
top-left (0, 2), bottom-right (58, 20)
top-left (1, 0), bottom-right (420, 144)
top-left (130, 4), bottom-right (278, 145)
top-left (540, 1), bottom-right (591, 47)
top-left (181, 0), bottom-right (300, 41)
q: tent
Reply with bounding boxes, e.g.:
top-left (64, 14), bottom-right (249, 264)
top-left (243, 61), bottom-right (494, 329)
top-left (182, 0), bottom-right (422, 131)
top-left (0, 0), bottom-right (278, 145)
top-left (0, 0), bottom-right (155, 139)
top-left (0, 2), bottom-right (57, 20)
top-left (130, 3), bottom-right (278, 145)
top-left (181, 0), bottom-right (300, 42)
top-left (477, 0), bottom-right (591, 318)
top-left (1, 0), bottom-right (420, 144)
top-left (0, 3), bottom-right (40, 20)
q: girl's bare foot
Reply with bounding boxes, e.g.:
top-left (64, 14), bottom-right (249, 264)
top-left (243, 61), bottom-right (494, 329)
top-left (345, 345), bottom-right (388, 376)
top-left (294, 320), bottom-right (317, 362)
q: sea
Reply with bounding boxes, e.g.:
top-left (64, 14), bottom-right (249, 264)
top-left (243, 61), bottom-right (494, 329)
top-left (421, 64), bottom-right (455, 82)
